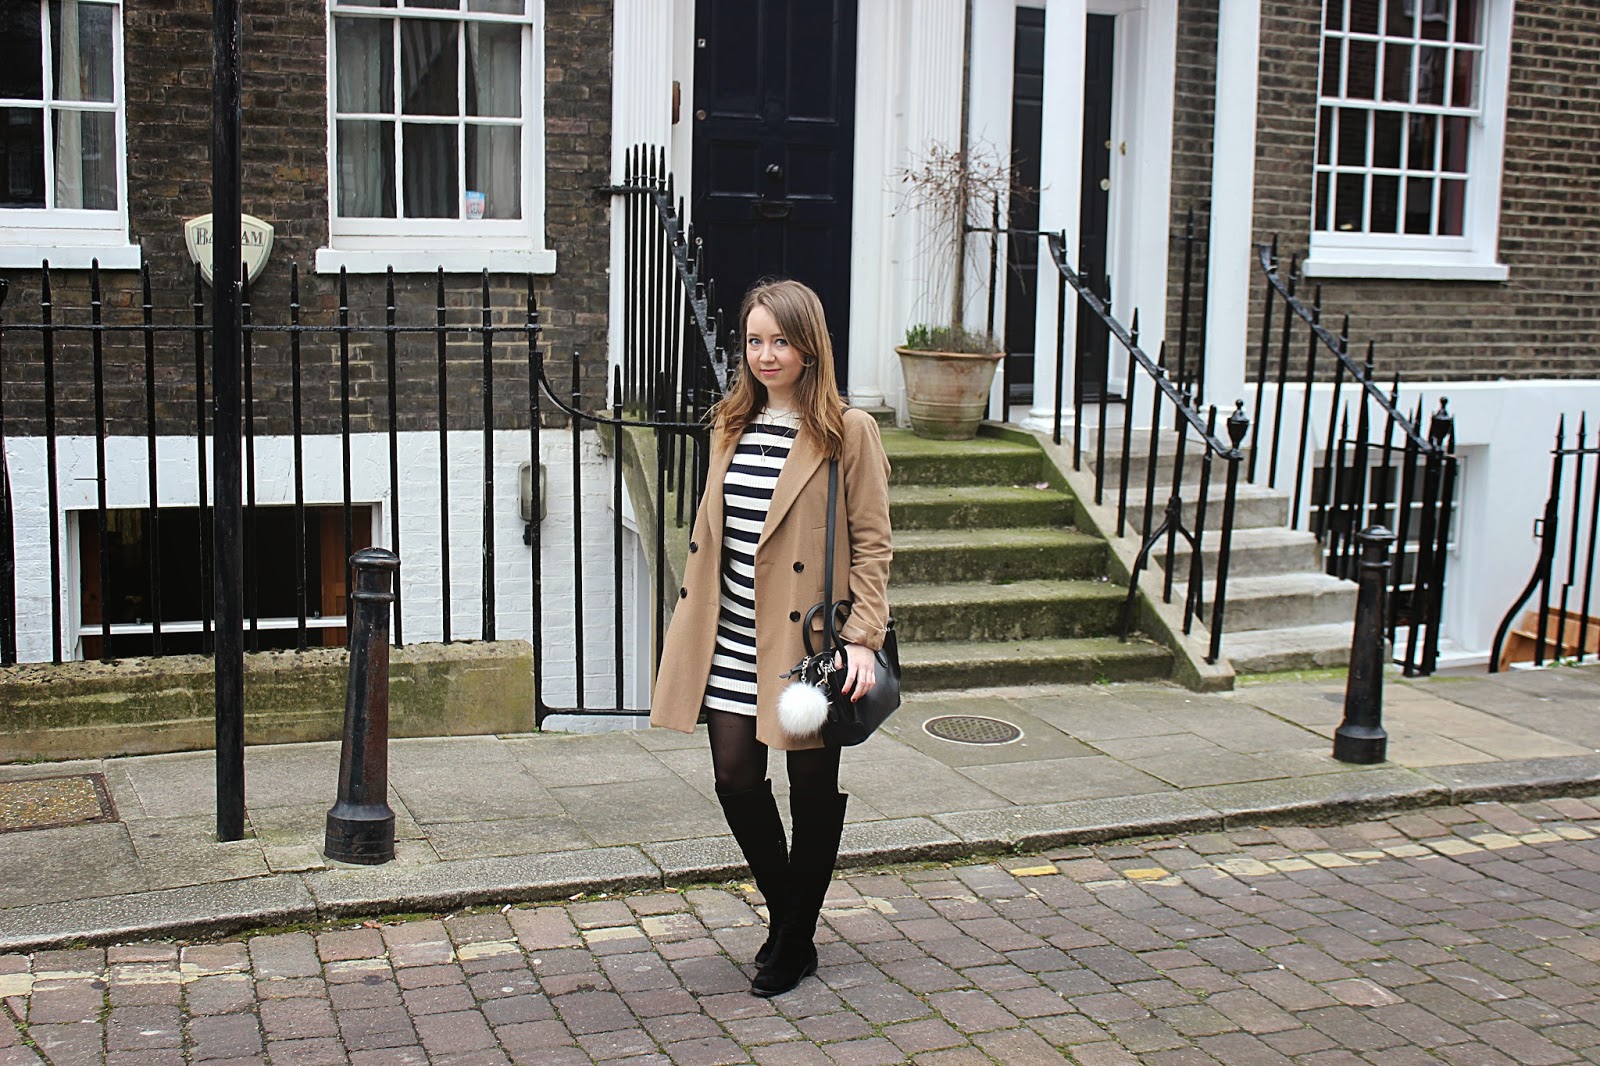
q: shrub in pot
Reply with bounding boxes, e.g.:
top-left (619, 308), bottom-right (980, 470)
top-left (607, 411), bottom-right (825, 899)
top-left (897, 324), bottom-right (1002, 441)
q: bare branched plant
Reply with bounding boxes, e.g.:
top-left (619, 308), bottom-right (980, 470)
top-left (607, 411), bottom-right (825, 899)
top-left (895, 141), bottom-right (1030, 349)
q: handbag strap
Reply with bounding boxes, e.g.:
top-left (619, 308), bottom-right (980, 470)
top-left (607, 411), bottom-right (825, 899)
top-left (823, 459), bottom-right (840, 649)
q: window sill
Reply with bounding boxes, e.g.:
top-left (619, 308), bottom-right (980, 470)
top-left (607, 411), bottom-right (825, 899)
top-left (0, 243), bottom-right (143, 271)
top-left (1302, 256), bottom-right (1509, 283)
top-left (315, 247), bottom-right (558, 275)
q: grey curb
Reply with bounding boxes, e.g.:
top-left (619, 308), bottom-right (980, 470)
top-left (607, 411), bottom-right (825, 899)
top-left (6, 755), bottom-right (1600, 953)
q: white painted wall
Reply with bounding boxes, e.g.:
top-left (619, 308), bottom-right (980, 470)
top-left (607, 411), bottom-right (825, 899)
top-left (3, 430), bottom-right (645, 707)
top-left (1246, 380), bottom-right (1600, 660)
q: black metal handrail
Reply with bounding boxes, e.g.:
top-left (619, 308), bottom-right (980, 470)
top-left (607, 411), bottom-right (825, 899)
top-left (1252, 242), bottom-right (1458, 676)
top-left (1491, 415), bottom-right (1600, 672)
top-left (1038, 231), bottom-right (1248, 665)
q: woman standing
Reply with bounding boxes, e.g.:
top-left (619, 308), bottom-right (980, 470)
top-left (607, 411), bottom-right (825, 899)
top-left (651, 279), bottom-right (892, 997)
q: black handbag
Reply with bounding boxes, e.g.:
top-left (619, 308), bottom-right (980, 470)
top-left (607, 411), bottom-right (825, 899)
top-left (802, 460), bottom-right (901, 746)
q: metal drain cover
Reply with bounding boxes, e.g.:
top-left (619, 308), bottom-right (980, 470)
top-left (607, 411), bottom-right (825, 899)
top-left (924, 715), bottom-right (1023, 745)
top-left (0, 773), bottom-right (117, 833)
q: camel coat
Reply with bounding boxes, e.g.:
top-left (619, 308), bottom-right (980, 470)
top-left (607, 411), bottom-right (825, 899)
top-left (650, 407), bottom-right (893, 750)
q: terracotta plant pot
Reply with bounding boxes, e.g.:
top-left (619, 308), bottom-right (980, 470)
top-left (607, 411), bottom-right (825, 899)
top-left (896, 346), bottom-right (1005, 440)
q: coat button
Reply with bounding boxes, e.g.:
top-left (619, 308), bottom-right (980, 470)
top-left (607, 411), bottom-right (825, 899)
top-left (689, 541), bottom-right (698, 553)
top-left (680, 587), bottom-right (688, 599)
top-left (789, 610), bottom-right (801, 622)
top-left (793, 561), bottom-right (804, 572)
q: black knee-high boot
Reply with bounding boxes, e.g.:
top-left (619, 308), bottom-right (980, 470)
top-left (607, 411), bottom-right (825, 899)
top-left (716, 780), bottom-right (788, 966)
top-left (751, 790), bottom-right (847, 997)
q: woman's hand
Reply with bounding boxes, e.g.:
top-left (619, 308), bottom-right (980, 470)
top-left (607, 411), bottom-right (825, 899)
top-left (835, 643), bottom-right (877, 702)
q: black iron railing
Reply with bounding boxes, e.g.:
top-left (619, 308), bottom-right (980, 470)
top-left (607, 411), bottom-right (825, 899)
top-left (0, 260), bottom-right (543, 665)
top-left (1251, 243), bottom-right (1457, 675)
top-left (1491, 416), bottom-right (1600, 672)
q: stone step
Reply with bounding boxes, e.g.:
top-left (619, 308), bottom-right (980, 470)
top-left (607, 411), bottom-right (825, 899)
top-left (892, 527), bottom-right (1107, 584)
top-left (901, 636), bottom-right (1174, 691)
top-left (1115, 480), bottom-right (1290, 534)
top-left (1075, 428), bottom-right (1255, 481)
top-left (892, 579), bottom-right (1124, 643)
top-left (890, 484), bottom-right (1075, 531)
top-left (1222, 622), bottom-right (1355, 674)
top-left (881, 429), bottom-right (1045, 487)
top-left (1176, 572), bottom-right (1356, 633)
top-left (1157, 526), bottom-right (1326, 580)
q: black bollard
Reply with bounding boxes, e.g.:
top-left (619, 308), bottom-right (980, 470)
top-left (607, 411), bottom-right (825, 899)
top-left (1334, 526), bottom-right (1395, 764)
top-left (325, 547), bottom-right (400, 864)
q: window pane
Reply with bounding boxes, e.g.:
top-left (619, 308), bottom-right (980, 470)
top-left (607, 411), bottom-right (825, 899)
top-left (1453, 0), bottom-right (1478, 43)
top-left (1349, 0), bottom-right (1379, 34)
top-left (1314, 171), bottom-right (1330, 230)
top-left (0, 107), bottom-right (46, 207)
top-left (1334, 172), bottom-right (1365, 231)
top-left (1417, 45), bottom-right (1447, 105)
top-left (402, 121), bottom-right (455, 217)
top-left (337, 118), bottom-right (395, 216)
top-left (52, 107), bottom-right (115, 208)
top-left (1321, 38), bottom-right (1342, 97)
top-left (1439, 178), bottom-right (1465, 235)
top-left (50, 0), bottom-right (115, 102)
top-left (1325, 0), bottom-right (1344, 31)
top-left (335, 17), bottom-right (393, 113)
top-left (466, 23), bottom-right (519, 117)
top-left (334, 0), bottom-right (397, 7)
top-left (1441, 114), bottom-right (1469, 173)
top-left (1420, 0), bottom-right (1449, 40)
top-left (401, 19), bottom-right (458, 116)
top-left (1385, 0), bottom-right (1414, 36)
top-left (1337, 109), bottom-right (1368, 166)
top-left (1451, 47), bottom-right (1476, 107)
top-left (1317, 106), bottom-right (1334, 164)
top-left (466, 123), bottom-right (518, 218)
top-left (469, 0), bottom-right (525, 12)
top-left (1370, 174), bottom-right (1399, 232)
top-left (405, 0), bottom-right (459, 8)
top-left (1346, 40), bottom-right (1377, 100)
top-left (1381, 42), bottom-right (1411, 103)
top-left (1408, 112), bottom-right (1436, 169)
top-left (1404, 176), bottom-right (1433, 233)
top-left (0, 4), bottom-right (44, 100)
top-left (1373, 110), bottom-right (1403, 168)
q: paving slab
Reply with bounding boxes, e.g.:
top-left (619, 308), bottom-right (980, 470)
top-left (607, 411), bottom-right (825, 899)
top-left (6, 668), bottom-right (1600, 950)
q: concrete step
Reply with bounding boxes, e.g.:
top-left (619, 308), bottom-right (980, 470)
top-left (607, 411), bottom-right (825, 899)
top-left (890, 484), bottom-right (1076, 531)
top-left (1176, 572), bottom-right (1356, 633)
top-left (901, 635), bottom-right (1174, 690)
top-left (881, 429), bottom-right (1044, 487)
top-left (1223, 622), bottom-right (1355, 674)
top-left (1116, 480), bottom-right (1290, 534)
top-left (892, 527), bottom-right (1107, 584)
top-left (1076, 428), bottom-right (1254, 483)
top-left (1158, 526), bottom-right (1326, 580)
top-left (892, 579), bottom-right (1124, 643)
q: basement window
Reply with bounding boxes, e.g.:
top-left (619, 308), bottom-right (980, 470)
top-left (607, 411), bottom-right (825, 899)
top-left (75, 504), bottom-right (373, 659)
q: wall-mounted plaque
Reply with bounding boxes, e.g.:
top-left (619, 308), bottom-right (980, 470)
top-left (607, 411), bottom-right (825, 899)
top-left (184, 213), bottom-right (276, 285)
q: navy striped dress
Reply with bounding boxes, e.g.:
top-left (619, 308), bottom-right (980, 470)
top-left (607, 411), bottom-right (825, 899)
top-left (704, 409), bottom-right (800, 716)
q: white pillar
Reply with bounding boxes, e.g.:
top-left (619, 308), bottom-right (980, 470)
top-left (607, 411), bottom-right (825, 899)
top-left (850, 0), bottom-right (964, 413)
top-left (1202, 0), bottom-right (1261, 411)
top-left (1027, 0), bottom-right (1087, 431)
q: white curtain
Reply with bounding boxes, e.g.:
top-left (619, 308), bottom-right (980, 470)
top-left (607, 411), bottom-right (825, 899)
top-left (466, 22), bottom-right (520, 218)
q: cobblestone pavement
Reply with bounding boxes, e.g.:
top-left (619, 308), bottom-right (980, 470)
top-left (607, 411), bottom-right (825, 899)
top-left (6, 798), bottom-right (1600, 1066)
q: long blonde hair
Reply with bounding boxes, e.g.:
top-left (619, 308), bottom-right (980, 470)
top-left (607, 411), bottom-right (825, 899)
top-left (711, 279), bottom-right (846, 459)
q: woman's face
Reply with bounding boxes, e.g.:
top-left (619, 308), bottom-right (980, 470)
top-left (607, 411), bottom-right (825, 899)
top-left (744, 303), bottom-right (805, 408)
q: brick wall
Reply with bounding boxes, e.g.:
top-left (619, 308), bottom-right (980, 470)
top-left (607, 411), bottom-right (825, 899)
top-left (1168, 0), bottom-right (1600, 381)
top-left (0, 0), bottom-right (612, 437)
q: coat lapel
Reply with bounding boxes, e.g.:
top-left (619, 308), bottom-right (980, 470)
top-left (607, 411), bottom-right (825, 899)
top-left (760, 430), bottom-right (823, 548)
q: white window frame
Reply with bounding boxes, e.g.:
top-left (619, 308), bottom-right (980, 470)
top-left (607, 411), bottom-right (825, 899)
top-left (1304, 0), bottom-right (1513, 282)
top-left (316, 0), bottom-right (557, 275)
top-left (0, 0), bottom-right (138, 270)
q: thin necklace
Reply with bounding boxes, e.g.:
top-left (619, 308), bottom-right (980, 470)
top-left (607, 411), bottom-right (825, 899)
top-left (756, 408), bottom-right (793, 458)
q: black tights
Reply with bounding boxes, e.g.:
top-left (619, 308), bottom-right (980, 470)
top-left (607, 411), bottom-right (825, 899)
top-left (707, 710), bottom-right (841, 796)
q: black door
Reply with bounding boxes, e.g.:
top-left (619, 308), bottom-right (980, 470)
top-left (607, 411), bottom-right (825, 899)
top-left (1003, 6), bottom-right (1046, 408)
top-left (1075, 15), bottom-right (1116, 403)
top-left (692, 0), bottom-right (858, 383)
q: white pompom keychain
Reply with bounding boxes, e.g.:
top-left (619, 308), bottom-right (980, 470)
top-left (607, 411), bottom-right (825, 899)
top-left (778, 649), bottom-right (838, 736)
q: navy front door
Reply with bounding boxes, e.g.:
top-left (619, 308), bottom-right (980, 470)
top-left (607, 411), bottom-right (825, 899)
top-left (691, 0), bottom-right (858, 383)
